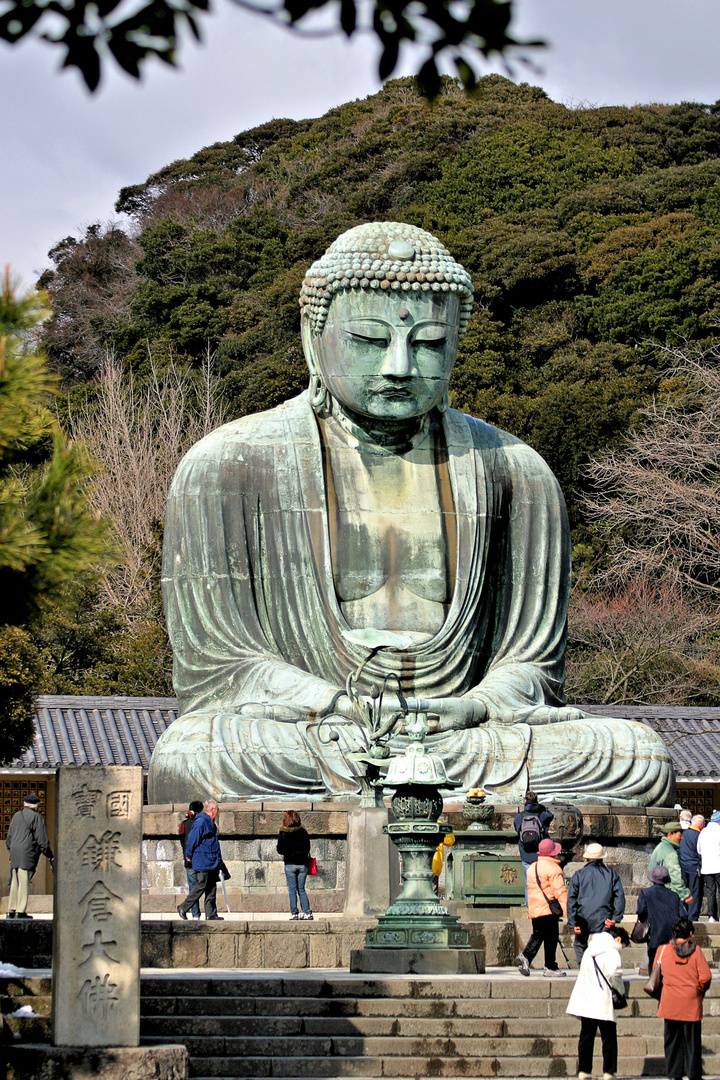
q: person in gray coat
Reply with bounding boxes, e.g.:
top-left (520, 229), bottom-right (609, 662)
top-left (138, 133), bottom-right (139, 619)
top-left (5, 794), bottom-right (53, 919)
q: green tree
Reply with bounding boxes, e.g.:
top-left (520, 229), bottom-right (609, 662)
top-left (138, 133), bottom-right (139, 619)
top-left (0, 0), bottom-right (540, 95)
top-left (0, 274), bottom-right (112, 762)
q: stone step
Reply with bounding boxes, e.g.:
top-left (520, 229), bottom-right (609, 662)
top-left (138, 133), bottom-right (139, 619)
top-left (142, 1016), bottom-right (509, 1039)
top-left (2, 1014), bottom-right (51, 1039)
top-left (0, 993), bottom-right (52, 1016)
top-left (142, 1032), bottom-right (701, 1058)
top-left (140, 1011), bottom-right (720, 1041)
top-left (183, 1054), bottom-right (720, 1079)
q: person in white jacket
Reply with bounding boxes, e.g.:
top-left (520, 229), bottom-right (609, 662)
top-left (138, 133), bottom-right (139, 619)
top-left (697, 810), bottom-right (720, 921)
top-left (567, 927), bottom-right (630, 1080)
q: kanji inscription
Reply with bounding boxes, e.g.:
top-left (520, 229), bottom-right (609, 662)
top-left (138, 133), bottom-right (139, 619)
top-left (71, 783), bottom-right (102, 819)
top-left (52, 766), bottom-right (142, 1048)
top-left (78, 830), bottom-right (122, 871)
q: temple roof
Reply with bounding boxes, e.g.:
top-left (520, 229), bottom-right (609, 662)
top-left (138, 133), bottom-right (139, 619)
top-left (6, 695), bottom-right (177, 771)
top-left (5, 696), bottom-right (720, 782)
top-left (583, 705), bottom-right (720, 783)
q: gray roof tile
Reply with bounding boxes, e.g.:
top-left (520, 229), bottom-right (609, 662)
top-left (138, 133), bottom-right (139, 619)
top-left (12, 695), bottom-right (178, 770)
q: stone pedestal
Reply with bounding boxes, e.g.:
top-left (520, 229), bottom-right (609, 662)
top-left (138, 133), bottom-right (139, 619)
top-left (350, 947), bottom-right (485, 974)
top-left (4, 1044), bottom-right (186, 1080)
top-left (343, 806), bottom-right (400, 917)
top-left (52, 766), bottom-right (143, 1048)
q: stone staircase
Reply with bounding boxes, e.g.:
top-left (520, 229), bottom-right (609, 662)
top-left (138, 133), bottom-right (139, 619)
top-left (138, 971), bottom-right (720, 1079)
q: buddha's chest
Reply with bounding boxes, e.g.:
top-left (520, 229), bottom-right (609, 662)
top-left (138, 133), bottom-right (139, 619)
top-left (322, 436), bottom-right (457, 634)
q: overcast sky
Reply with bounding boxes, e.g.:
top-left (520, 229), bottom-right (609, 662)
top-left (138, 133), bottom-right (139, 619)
top-left (3, 0), bottom-right (720, 289)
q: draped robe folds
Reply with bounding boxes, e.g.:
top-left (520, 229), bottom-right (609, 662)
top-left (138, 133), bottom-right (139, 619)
top-left (147, 393), bottom-right (674, 807)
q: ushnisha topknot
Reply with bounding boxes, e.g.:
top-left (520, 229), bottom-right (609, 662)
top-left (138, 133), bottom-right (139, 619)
top-left (300, 222), bottom-right (474, 338)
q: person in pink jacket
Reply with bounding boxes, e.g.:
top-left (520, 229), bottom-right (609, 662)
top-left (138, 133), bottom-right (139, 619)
top-left (516, 838), bottom-right (568, 976)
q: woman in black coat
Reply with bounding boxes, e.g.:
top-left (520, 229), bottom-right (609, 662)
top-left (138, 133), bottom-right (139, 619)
top-left (277, 810), bottom-right (313, 920)
top-left (636, 865), bottom-right (687, 970)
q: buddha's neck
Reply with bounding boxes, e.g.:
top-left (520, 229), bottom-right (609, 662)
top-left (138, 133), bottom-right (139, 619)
top-left (328, 400), bottom-right (430, 456)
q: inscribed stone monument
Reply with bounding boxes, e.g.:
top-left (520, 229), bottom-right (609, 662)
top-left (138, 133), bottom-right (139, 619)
top-left (52, 765), bottom-right (142, 1047)
top-left (148, 222), bottom-right (674, 808)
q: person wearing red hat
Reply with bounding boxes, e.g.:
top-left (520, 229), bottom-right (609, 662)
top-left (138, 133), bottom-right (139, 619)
top-left (516, 837), bottom-right (568, 977)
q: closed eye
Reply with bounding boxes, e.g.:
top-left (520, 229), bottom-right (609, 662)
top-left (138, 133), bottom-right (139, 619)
top-left (343, 331), bottom-right (390, 346)
top-left (413, 334), bottom-right (447, 347)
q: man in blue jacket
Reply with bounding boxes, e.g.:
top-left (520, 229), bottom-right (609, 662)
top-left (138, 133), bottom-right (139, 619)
top-left (679, 814), bottom-right (705, 921)
top-left (177, 799), bottom-right (223, 921)
top-left (567, 842), bottom-right (625, 965)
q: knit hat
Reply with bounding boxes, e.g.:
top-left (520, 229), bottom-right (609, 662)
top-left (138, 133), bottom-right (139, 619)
top-left (661, 822), bottom-right (682, 834)
top-left (538, 838), bottom-right (562, 858)
top-left (649, 865), bottom-right (670, 885)
top-left (23, 794), bottom-right (40, 806)
top-left (711, 811), bottom-right (720, 823)
top-left (584, 843), bottom-right (605, 860)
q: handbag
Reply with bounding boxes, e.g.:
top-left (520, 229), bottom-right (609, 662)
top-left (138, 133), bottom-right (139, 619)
top-left (534, 864), bottom-right (563, 918)
top-left (593, 958), bottom-right (628, 1009)
top-left (643, 944), bottom-right (666, 999)
top-left (308, 856), bottom-right (318, 876)
top-left (631, 918), bottom-right (649, 944)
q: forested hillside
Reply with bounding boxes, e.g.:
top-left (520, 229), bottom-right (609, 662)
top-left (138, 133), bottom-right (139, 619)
top-left (40, 76), bottom-right (720, 516)
top-left (25, 75), bottom-right (720, 713)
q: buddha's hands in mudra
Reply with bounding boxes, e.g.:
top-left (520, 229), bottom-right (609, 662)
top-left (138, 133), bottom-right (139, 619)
top-left (403, 697), bottom-right (488, 731)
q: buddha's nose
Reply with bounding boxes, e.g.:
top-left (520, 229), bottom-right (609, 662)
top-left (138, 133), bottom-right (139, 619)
top-left (379, 334), bottom-right (414, 378)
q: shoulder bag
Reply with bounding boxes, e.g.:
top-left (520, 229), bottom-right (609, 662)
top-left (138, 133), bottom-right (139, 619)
top-left (643, 944), bottom-right (666, 999)
top-left (631, 917), bottom-right (650, 943)
top-left (593, 957), bottom-right (628, 1009)
top-left (534, 863), bottom-right (563, 918)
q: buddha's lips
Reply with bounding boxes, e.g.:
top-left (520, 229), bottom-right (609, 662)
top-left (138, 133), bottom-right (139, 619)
top-left (372, 386), bottom-right (415, 397)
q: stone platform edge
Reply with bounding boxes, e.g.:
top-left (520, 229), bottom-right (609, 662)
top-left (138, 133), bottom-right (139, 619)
top-left (3, 1044), bottom-right (186, 1080)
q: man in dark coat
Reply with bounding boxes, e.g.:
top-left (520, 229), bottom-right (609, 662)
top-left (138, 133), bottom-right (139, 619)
top-left (637, 865), bottom-right (688, 971)
top-left (5, 794), bottom-right (53, 919)
top-left (177, 799), bottom-right (223, 921)
top-left (567, 842), bottom-right (625, 964)
top-left (679, 815), bottom-right (705, 921)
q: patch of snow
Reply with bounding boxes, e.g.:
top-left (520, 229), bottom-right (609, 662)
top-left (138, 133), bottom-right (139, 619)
top-left (9, 1004), bottom-right (39, 1017)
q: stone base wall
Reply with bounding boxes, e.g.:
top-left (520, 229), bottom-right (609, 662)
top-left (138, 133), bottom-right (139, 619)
top-left (142, 801), bottom-right (349, 912)
top-left (3, 800), bottom-right (678, 914)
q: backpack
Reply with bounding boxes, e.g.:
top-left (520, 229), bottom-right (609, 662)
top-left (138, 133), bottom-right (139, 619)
top-left (519, 812), bottom-right (543, 851)
top-left (178, 813), bottom-right (194, 856)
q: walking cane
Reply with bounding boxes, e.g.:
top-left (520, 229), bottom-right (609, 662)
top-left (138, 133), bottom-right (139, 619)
top-left (218, 869), bottom-right (231, 914)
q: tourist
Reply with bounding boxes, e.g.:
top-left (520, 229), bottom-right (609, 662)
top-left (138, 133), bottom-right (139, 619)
top-left (654, 916), bottom-right (712, 1080)
top-left (697, 810), bottom-right (720, 922)
top-left (636, 865), bottom-right (687, 972)
top-left (277, 810), bottom-right (313, 921)
top-left (679, 809), bottom-right (692, 830)
top-left (567, 843), bottom-right (625, 965)
top-left (177, 798), bottom-right (224, 921)
top-left (679, 815), bottom-right (705, 921)
top-left (179, 799), bottom-right (204, 919)
top-left (513, 791), bottom-right (554, 892)
top-left (5, 794), bottom-right (53, 920)
top-left (516, 838), bottom-right (567, 977)
top-left (566, 925), bottom-right (630, 1080)
top-left (650, 822), bottom-right (692, 906)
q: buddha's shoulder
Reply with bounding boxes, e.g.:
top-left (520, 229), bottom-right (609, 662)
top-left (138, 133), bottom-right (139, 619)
top-left (448, 409), bottom-right (554, 474)
top-left (175, 394), bottom-right (313, 471)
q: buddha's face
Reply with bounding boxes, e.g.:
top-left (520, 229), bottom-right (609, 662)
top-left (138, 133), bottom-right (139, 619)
top-left (306, 289), bottom-right (460, 421)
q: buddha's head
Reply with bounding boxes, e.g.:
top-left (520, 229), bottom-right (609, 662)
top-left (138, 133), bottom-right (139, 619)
top-left (300, 223), bottom-right (474, 423)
